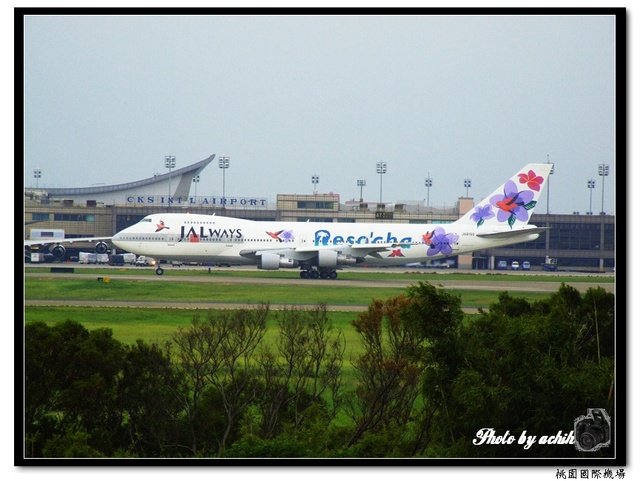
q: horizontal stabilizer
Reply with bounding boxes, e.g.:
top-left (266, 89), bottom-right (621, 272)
top-left (476, 226), bottom-right (548, 239)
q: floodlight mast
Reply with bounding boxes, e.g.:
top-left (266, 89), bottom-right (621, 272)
top-left (376, 162), bottom-right (387, 205)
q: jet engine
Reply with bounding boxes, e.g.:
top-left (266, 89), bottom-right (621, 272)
top-left (318, 250), bottom-right (358, 268)
top-left (95, 241), bottom-right (109, 254)
top-left (258, 253), bottom-right (298, 270)
top-left (50, 244), bottom-right (66, 260)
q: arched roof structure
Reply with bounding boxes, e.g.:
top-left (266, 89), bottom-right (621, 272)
top-left (34, 154), bottom-right (215, 205)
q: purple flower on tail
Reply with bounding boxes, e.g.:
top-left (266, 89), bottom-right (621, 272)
top-left (470, 204), bottom-right (495, 227)
top-left (489, 180), bottom-right (536, 228)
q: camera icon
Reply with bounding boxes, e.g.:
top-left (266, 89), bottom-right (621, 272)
top-left (574, 408), bottom-right (611, 452)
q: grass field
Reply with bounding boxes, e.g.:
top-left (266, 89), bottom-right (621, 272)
top-left (23, 276), bottom-right (554, 308)
top-left (24, 277), bottom-right (407, 305)
top-left (23, 306), bottom-right (367, 358)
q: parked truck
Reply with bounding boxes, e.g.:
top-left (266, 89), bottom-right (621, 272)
top-left (122, 253), bottom-right (137, 264)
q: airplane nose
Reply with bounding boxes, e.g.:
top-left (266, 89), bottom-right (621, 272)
top-left (111, 230), bottom-right (124, 246)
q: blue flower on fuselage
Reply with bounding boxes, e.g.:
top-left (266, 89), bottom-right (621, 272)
top-left (426, 227), bottom-right (458, 256)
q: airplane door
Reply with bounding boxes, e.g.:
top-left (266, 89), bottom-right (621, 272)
top-left (298, 229), bottom-right (309, 248)
top-left (166, 234), bottom-right (179, 247)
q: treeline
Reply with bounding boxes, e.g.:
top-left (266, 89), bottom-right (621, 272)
top-left (24, 282), bottom-right (615, 458)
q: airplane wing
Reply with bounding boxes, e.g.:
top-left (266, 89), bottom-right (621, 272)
top-left (476, 226), bottom-right (548, 239)
top-left (240, 242), bottom-right (398, 262)
top-left (239, 247), bottom-right (299, 259)
top-left (24, 236), bottom-right (113, 247)
top-left (295, 242), bottom-right (399, 258)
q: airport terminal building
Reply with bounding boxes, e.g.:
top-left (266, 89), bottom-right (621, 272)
top-left (24, 155), bottom-right (616, 271)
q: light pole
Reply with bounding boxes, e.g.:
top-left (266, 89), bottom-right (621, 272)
top-left (357, 179), bottom-right (366, 203)
top-left (33, 168), bottom-right (42, 189)
top-left (546, 154), bottom-right (554, 214)
top-left (464, 178), bottom-right (471, 197)
top-left (376, 162), bottom-right (387, 205)
top-left (425, 174), bottom-right (432, 208)
top-left (192, 175), bottom-right (200, 201)
top-left (587, 179), bottom-right (595, 215)
top-left (598, 163), bottom-right (609, 215)
top-left (219, 156), bottom-right (230, 209)
top-left (312, 175), bottom-right (319, 195)
top-left (164, 155), bottom-right (176, 203)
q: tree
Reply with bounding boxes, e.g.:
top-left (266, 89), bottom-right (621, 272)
top-left (347, 284), bottom-right (450, 451)
top-left (171, 312), bottom-right (230, 455)
top-left (427, 285), bottom-right (616, 457)
top-left (171, 305), bottom-right (269, 456)
top-left (257, 305), bottom-right (345, 440)
top-left (118, 340), bottom-right (187, 457)
top-left (25, 321), bottom-right (125, 457)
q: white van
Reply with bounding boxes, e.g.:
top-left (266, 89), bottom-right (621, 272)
top-left (511, 261), bottom-right (520, 270)
top-left (135, 256), bottom-right (155, 267)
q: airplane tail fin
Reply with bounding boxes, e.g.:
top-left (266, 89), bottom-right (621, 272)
top-left (456, 163), bottom-right (553, 229)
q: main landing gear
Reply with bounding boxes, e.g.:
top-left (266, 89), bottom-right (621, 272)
top-left (299, 268), bottom-right (338, 280)
top-left (155, 267), bottom-right (164, 275)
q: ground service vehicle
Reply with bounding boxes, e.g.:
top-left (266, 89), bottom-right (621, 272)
top-left (543, 256), bottom-right (558, 271)
top-left (135, 256), bottom-right (155, 266)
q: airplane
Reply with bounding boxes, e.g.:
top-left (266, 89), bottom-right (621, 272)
top-left (110, 163), bottom-right (553, 278)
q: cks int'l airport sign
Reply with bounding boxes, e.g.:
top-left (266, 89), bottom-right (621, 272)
top-left (126, 195), bottom-right (268, 208)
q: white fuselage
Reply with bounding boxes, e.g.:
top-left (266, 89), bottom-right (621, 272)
top-left (112, 213), bottom-right (540, 267)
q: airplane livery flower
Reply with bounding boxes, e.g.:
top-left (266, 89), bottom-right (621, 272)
top-left (518, 169), bottom-right (544, 191)
top-left (489, 180), bottom-right (536, 228)
top-left (278, 229), bottom-right (295, 242)
top-left (426, 227), bottom-right (459, 256)
top-left (267, 229), bottom-right (295, 242)
top-left (470, 204), bottom-right (495, 227)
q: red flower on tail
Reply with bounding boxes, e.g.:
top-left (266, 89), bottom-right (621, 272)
top-left (517, 170), bottom-right (544, 192)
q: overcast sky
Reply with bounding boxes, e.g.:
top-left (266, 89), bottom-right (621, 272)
top-left (22, 12), bottom-right (618, 214)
